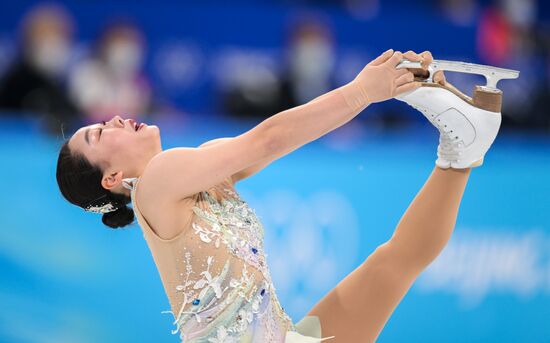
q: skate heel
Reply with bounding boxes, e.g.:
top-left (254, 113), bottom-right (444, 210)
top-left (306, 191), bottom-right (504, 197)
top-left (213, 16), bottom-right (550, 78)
top-left (473, 86), bottom-right (502, 112)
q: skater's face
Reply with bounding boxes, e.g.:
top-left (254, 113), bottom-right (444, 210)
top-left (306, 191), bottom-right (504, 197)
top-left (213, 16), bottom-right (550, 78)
top-left (68, 115), bottom-right (161, 177)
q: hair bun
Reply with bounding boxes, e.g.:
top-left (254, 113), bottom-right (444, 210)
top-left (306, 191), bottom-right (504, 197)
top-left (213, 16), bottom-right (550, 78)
top-left (102, 205), bottom-right (135, 229)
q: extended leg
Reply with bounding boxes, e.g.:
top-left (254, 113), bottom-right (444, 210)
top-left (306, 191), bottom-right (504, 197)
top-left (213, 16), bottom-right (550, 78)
top-left (307, 166), bottom-right (471, 342)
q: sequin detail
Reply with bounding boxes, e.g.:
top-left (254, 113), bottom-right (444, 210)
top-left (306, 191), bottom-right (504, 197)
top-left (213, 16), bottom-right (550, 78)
top-left (128, 177), bottom-right (302, 342)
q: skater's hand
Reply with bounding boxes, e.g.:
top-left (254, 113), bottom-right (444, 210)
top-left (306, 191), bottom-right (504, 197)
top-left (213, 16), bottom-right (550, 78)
top-left (401, 50), bottom-right (447, 86)
top-left (351, 49), bottom-right (422, 104)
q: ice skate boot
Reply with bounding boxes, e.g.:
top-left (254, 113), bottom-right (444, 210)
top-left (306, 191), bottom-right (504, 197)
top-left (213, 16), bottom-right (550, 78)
top-left (395, 59), bottom-right (519, 169)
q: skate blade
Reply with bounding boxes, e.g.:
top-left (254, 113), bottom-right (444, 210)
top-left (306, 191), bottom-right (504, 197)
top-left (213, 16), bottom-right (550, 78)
top-left (396, 59), bottom-right (520, 91)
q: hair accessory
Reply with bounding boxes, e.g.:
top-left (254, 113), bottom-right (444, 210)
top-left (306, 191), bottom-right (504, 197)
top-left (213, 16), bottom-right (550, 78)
top-left (84, 194), bottom-right (120, 214)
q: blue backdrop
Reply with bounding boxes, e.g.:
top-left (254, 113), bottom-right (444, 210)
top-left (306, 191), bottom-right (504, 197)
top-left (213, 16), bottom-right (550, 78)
top-left (0, 0), bottom-right (549, 341)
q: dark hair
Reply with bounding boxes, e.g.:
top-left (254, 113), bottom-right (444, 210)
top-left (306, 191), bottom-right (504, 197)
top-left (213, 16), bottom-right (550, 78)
top-left (56, 139), bottom-right (135, 229)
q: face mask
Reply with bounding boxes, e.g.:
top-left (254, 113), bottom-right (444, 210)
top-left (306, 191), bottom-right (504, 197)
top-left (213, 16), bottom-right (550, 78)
top-left (105, 41), bottom-right (142, 77)
top-left (29, 35), bottom-right (70, 76)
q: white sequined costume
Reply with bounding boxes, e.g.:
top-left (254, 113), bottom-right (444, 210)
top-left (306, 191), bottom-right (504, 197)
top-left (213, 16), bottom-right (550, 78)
top-left (123, 176), bottom-right (335, 342)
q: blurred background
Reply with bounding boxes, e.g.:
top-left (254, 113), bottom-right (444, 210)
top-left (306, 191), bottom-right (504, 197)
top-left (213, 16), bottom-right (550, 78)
top-left (0, 0), bottom-right (549, 342)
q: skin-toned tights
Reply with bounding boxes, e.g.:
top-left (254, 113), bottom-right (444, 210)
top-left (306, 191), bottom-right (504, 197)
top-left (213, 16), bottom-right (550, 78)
top-left (307, 167), bottom-right (471, 342)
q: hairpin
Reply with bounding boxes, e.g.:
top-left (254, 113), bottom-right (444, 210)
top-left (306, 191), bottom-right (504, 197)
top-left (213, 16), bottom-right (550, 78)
top-left (84, 194), bottom-right (119, 214)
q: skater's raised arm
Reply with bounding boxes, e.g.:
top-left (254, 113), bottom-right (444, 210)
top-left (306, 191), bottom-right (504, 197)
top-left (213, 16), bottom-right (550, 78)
top-left (145, 50), bottom-right (424, 200)
top-left (262, 50), bottom-right (420, 159)
top-left (258, 49), bottom-right (436, 162)
top-left (194, 50), bottom-right (428, 184)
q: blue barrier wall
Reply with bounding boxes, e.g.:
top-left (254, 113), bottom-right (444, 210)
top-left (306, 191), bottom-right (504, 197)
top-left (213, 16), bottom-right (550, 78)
top-left (1, 114), bottom-right (548, 342)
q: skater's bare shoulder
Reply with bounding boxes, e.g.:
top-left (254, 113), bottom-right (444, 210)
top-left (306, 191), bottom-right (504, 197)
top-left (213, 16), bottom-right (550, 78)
top-left (141, 126), bottom-right (276, 202)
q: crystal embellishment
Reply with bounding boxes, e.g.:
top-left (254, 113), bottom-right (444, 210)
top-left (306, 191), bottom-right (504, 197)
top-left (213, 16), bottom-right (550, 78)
top-left (84, 201), bottom-right (118, 214)
top-left (148, 181), bottom-right (298, 341)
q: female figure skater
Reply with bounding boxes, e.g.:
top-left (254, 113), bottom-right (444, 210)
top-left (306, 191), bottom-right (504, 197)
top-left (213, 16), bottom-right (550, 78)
top-left (56, 49), bottom-right (504, 342)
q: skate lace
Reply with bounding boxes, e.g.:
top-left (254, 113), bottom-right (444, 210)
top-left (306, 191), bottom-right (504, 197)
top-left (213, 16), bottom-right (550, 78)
top-left (438, 132), bottom-right (462, 161)
top-left (411, 105), bottom-right (464, 162)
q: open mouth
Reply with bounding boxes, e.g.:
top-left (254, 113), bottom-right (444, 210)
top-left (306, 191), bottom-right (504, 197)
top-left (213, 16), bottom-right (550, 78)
top-left (129, 118), bottom-right (145, 131)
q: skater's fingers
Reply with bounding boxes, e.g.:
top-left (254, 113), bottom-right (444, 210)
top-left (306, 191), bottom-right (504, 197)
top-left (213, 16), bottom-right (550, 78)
top-left (394, 80), bottom-right (421, 95)
top-left (402, 50), bottom-right (423, 63)
top-left (395, 68), bottom-right (410, 77)
top-left (383, 51), bottom-right (404, 69)
top-left (394, 71), bottom-right (415, 87)
top-left (433, 70), bottom-right (447, 85)
top-left (419, 51), bottom-right (433, 69)
top-left (367, 48), bottom-right (394, 66)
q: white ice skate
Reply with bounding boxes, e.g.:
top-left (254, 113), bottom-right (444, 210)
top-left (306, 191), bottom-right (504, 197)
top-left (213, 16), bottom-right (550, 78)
top-left (395, 59), bottom-right (519, 169)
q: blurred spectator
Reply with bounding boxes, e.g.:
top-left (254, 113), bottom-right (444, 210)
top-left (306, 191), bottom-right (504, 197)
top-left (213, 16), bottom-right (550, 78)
top-left (69, 20), bottom-right (153, 125)
top-left (280, 17), bottom-right (336, 108)
top-left (221, 16), bottom-right (336, 119)
top-left (477, 0), bottom-right (548, 130)
top-left (0, 3), bottom-right (80, 134)
top-left (477, 2), bottom-right (514, 66)
top-left (217, 48), bottom-right (282, 118)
